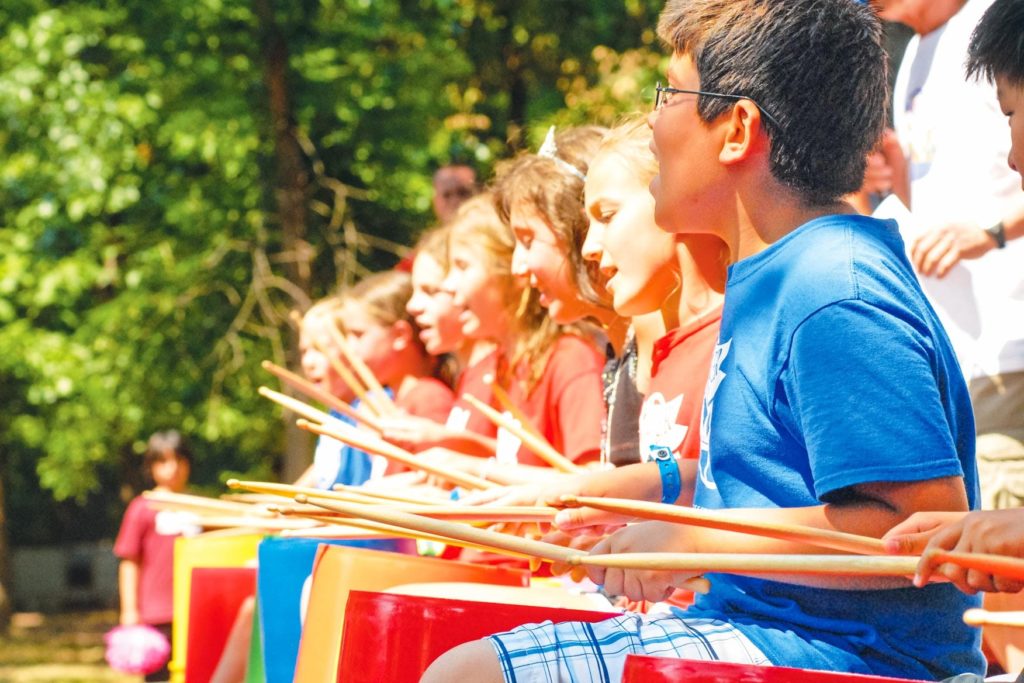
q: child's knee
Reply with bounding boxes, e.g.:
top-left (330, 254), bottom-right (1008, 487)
top-left (420, 639), bottom-right (503, 683)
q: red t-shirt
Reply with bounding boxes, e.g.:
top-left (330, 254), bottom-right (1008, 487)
top-left (113, 495), bottom-right (198, 625)
top-left (639, 308), bottom-right (723, 462)
top-left (446, 349), bottom-right (500, 438)
top-left (501, 334), bottom-right (606, 466)
top-left (396, 376), bottom-right (455, 425)
top-left (383, 376), bottom-right (457, 475)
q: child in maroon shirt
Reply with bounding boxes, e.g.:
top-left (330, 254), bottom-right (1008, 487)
top-left (114, 431), bottom-right (199, 682)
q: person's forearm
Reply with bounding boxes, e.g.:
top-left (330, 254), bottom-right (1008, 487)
top-left (1000, 200), bottom-right (1024, 243)
top-left (434, 432), bottom-right (498, 457)
top-left (680, 485), bottom-right (967, 589)
top-left (119, 560), bottom-right (140, 624)
top-left (584, 462), bottom-right (661, 502)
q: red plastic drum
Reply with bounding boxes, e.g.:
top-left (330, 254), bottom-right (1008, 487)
top-left (337, 590), bottom-right (614, 681)
top-left (622, 656), bottom-right (925, 683)
top-left (184, 566), bottom-right (256, 683)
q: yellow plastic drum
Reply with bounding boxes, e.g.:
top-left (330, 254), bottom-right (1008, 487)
top-left (169, 532), bottom-right (262, 683)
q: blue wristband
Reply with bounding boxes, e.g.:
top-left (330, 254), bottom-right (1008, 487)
top-left (650, 445), bottom-right (681, 504)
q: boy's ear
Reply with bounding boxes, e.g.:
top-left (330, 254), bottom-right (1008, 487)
top-left (719, 100), bottom-right (767, 166)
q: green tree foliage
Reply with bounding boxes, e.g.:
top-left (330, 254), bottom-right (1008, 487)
top-left (0, 0), bottom-right (664, 549)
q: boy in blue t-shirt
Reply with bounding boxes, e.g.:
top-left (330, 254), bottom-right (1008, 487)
top-left (421, 1), bottom-right (983, 681)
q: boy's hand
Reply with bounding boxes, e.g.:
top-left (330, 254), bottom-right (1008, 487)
top-left (552, 505), bottom-right (630, 538)
top-left (543, 529), bottom-right (604, 581)
top-left (885, 510), bottom-right (1024, 593)
top-left (459, 474), bottom-right (577, 507)
top-left (584, 521), bottom-right (700, 602)
top-left (377, 415), bottom-right (445, 451)
top-left (882, 510), bottom-right (967, 555)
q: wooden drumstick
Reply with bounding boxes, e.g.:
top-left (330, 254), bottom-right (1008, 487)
top-left (142, 490), bottom-right (275, 518)
top-left (929, 550), bottom-right (1024, 581)
top-left (261, 360), bottom-right (382, 431)
top-left (313, 338), bottom-right (388, 418)
top-left (296, 419), bottom-right (496, 491)
top-left (324, 323), bottom-right (399, 417)
top-left (281, 503), bottom-right (556, 524)
top-left (279, 513), bottom-right (536, 559)
top-left (962, 608), bottom-right (1024, 628)
top-left (561, 496), bottom-right (886, 556)
top-left (483, 373), bottom-right (545, 440)
top-left (226, 478), bottom-right (440, 508)
top-left (572, 552), bottom-right (920, 577)
top-left (332, 483), bottom-right (448, 506)
top-left (259, 385), bottom-right (342, 427)
top-left (294, 494), bottom-right (711, 594)
top-left (462, 394), bottom-right (581, 474)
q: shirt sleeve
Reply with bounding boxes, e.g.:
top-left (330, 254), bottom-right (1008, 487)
top-left (551, 340), bottom-right (607, 463)
top-left (778, 299), bottom-right (966, 500)
top-left (398, 378), bottom-right (456, 424)
top-left (113, 497), bottom-right (148, 560)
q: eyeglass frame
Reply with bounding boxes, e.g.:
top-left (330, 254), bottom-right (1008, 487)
top-left (654, 82), bottom-right (782, 132)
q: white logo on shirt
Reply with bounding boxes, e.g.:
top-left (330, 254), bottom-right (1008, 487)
top-left (639, 392), bottom-right (687, 460)
top-left (699, 338), bottom-right (731, 490)
top-left (495, 411), bottom-right (523, 465)
top-left (445, 406), bottom-right (471, 431)
top-left (155, 510), bottom-right (202, 537)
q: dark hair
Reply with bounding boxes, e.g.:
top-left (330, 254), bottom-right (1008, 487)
top-left (144, 430), bottom-right (193, 467)
top-left (657, 0), bottom-right (888, 205)
top-left (966, 0), bottom-right (1024, 86)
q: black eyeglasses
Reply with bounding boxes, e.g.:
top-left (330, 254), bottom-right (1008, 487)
top-left (654, 82), bottom-right (781, 131)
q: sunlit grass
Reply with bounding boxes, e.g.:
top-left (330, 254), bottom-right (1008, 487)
top-left (0, 610), bottom-right (138, 682)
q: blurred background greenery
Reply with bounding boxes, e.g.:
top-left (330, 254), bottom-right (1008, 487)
top-left (0, 0), bottom-right (669, 627)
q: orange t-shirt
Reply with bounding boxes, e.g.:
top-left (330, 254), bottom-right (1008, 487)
top-left (501, 335), bottom-right (607, 467)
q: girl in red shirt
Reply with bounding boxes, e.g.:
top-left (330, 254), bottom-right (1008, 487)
top-left (381, 225), bottom-right (500, 457)
top-left (494, 125), bottom-right (671, 468)
top-left (334, 270), bottom-right (456, 475)
top-left (441, 194), bottom-right (607, 469)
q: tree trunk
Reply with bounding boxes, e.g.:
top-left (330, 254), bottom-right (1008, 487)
top-left (254, 0), bottom-right (314, 481)
top-left (0, 469), bottom-right (13, 633)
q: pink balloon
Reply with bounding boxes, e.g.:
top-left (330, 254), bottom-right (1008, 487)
top-left (104, 624), bottom-right (171, 675)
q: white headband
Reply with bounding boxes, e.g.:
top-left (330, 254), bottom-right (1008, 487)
top-left (537, 125), bottom-right (587, 182)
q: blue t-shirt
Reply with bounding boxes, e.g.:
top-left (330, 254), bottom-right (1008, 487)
top-left (311, 402), bottom-right (375, 489)
top-left (681, 214), bottom-right (983, 680)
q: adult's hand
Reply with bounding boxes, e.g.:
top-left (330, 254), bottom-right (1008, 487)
top-left (909, 223), bottom-right (996, 278)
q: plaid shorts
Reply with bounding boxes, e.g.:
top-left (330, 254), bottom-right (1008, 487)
top-left (487, 613), bottom-right (770, 683)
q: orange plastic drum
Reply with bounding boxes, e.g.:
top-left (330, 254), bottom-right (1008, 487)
top-left (292, 545), bottom-right (530, 683)
top-left (622, 656), bottom-right (925, 683)
top-left (337, 590), bottom-right (614, 680)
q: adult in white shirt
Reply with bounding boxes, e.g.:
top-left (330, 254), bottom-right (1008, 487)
top-left (873, 0), bottom-right (1024, 511)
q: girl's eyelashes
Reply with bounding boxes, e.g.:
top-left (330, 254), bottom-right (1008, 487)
top-left (513, 227), bottom-right (534, 248)
top-left (589, 206), bottom-right (616, 224)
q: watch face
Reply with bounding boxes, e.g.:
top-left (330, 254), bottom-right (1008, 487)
top-left (650, 446), bottom-right (673, 462)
